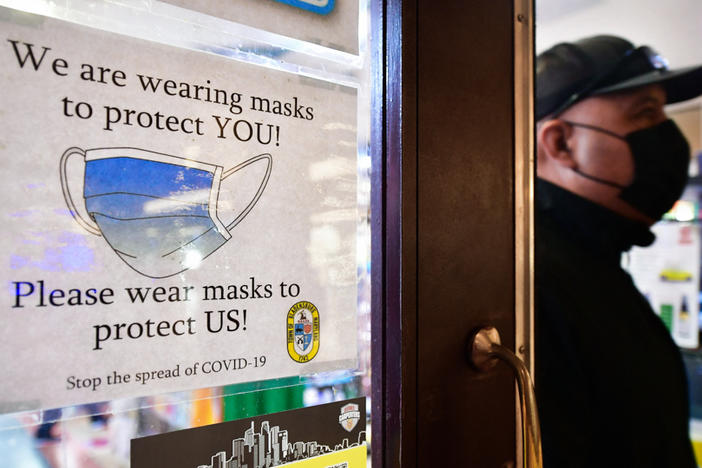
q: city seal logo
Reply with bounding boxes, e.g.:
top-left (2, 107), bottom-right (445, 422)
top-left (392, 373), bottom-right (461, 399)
top-left (287, 301), bottom-right (320, 363)
top-left (338, 403), bottom-right (360, 432)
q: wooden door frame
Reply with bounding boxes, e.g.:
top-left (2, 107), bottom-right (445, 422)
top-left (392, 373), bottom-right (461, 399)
top-left (371, 0), bottom-right (417, 466)
top-left (372, 1), bottom-right (535, 466)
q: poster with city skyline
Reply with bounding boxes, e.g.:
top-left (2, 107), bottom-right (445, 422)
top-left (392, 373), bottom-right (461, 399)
top-left (131, 398), bottom-right (366, 467)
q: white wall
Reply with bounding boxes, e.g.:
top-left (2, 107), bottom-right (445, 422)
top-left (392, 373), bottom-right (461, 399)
top-left (536, 0), bottom-right (702, 68)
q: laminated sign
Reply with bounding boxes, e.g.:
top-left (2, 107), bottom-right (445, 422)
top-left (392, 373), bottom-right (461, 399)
top-left (0, 7), bottom-right (359, 412)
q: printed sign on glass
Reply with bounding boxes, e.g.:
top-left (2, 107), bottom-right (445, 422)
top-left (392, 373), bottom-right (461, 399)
top-left (131, 398), bottom-right (367, 467)
top-left (0, 7), bottom-right (358, 412)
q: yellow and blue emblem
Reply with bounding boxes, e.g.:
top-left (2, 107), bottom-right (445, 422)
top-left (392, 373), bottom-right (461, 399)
top-left (287, 301), bottom-right (320, 363)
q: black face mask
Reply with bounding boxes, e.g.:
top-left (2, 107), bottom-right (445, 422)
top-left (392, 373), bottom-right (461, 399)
top-left (565, 119), bottom-right (690, 220)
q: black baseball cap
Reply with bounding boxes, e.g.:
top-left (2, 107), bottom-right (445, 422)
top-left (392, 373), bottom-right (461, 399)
top-left (536, 35), bottom-right (702, 120)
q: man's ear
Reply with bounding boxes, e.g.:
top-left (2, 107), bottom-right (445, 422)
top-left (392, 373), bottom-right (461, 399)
top-left (537, 119), bottom-right (577, 168)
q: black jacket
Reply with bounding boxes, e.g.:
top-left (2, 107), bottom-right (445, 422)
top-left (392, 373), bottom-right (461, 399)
top-left (535, 180), bottom-right (696, 467)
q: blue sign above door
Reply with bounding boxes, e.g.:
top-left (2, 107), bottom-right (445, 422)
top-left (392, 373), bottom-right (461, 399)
top-left (273, 0), bottom-right (335, 15)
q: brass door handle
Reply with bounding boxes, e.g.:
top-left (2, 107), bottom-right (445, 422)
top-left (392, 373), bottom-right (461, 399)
top-left (468, 327), bottom-right (543, 468)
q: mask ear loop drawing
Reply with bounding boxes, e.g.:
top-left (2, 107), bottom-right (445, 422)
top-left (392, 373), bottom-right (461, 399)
top-left (60, 147), bottom-right (102, 236)
top-left (221, 153), bottom-right (273, 231)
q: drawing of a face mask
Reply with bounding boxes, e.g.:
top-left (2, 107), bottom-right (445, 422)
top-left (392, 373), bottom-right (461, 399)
top-left (60, 147), bottom-right (272, 278)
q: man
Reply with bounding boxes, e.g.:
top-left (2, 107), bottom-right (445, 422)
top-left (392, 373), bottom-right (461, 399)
top-left (535, 35), bottom-right (702, 467)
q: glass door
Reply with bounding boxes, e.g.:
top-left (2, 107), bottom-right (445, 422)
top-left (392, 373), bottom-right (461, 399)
top-left (0, 1), bottom-right (375, 466)
top-left (0, 1), bottom-right (538, 467)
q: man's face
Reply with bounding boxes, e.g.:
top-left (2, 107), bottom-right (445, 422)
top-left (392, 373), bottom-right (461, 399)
top-left (537, 84), bottom-right (668, 224)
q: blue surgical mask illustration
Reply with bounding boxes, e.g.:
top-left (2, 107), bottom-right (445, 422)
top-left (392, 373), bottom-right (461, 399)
top-left (60, 147), bottom-right (272, 278)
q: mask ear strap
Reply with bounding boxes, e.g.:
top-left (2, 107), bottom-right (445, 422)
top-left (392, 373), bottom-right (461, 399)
top-left (222, 153), bottom-right (272, 231)
top-left (572, 167), bottom-right (627, 189)
top-left (60, 147), bottom-right (102, 236)
top-left (560, 120), bottom-right (629, 189)
top-left (561, 120), bottom-right (627, 141)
